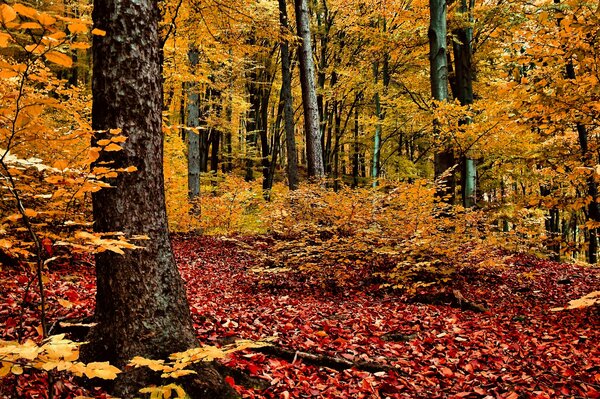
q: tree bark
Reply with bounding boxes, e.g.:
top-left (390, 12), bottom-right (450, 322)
top-left (186, 49), bottom-right (200, 200)
top-left (295, 0), bottom-right (324, 178)
top-left (429, 0), bottom-right (455, 203)
top-left (278, 0), bottom-right (299, 189)
top-left (452, 0), bottom-right (476, 208)
top-left (85, 0), bottom-right (235, 396)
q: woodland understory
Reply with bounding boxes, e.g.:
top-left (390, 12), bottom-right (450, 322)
top-left (2, 0), bottom-right (600, 397)
top-left (1, 235), bottom-right (599, 399)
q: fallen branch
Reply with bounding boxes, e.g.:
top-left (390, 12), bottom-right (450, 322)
top-left (251, 345), bottom-right (407, 375)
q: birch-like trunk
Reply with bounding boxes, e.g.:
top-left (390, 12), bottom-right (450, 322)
top-left (295, 0), bottom-right (324, 178)
top-left (429, 0), bottom-right (455, 203)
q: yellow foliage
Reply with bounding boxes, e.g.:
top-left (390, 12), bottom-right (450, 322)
top-left (0, 334), bottom-right (120, 380)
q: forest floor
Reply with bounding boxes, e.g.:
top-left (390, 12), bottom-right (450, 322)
top-left (1, 234), bottom-right (599, 399)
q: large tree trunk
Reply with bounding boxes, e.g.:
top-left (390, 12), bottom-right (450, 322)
top-left (429, 0), bottom-right (455, 203)
top-left (295, 0), bottom-right (324, 178)
top-left (278, 0), bottom-right (299, 189)
top-left (85, 0), bottom-right (235, 396)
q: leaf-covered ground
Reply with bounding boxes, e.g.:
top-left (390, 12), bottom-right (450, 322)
top-left (1, 235), bottom-right (599, 398)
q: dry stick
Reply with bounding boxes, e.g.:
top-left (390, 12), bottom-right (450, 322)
top-left (252, 345), bottom-right (409, 375)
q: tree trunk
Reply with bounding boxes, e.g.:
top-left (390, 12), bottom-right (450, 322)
top-left (278, 0), bottom-right (299, 189)
top-left (352, 94), bottom-right (360, 188)
top-left (85, 0), bottom-right (234, 396)
top-left (295, 0), bottom-right (324, 178)
top-left (186, 49), bottom-right (200, 200)
top-left (429, 0), bottom-right (455, 203)
top-left (452, 0), bottom-right (476, 208)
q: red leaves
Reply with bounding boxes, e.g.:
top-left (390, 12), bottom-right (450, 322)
top-left (1, 237), bottom-right (599, 398)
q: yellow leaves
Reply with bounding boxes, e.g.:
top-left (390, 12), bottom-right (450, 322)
top-left (57, 298), bottom-right (73, 309)
top-left (37, 13), bottom-right (55, 26)
top-left (104, 143), bottom-right (122, 151)
top-left (12, 3), bottom-right (38, 19)
top-left (0, 336), bottom-right (121, 381)
top-left (0, 32), bottom-right (11, 47)
top-left (0, 69), bottom-right (18, 78)
top-left (551, 291), bottom-right (600, 311)
top-left (68, 23), bottom-right (88, 34)
top-left (91, 28), bottom-right (106, 36)
top-left (0, 362), bottom-right (12, 377)
top-left (11, 364), bottom-right (24, 375)
top-left (45, 52), bottom-right (73, 68)
top-left (0, 4), bottom-right (17, 23)
top-left (52, 159), bottom-right (69, 170)
top-left (88, 147), bottom-right (101, 163)
top-left (139, 384), bottom-right (187, 399)
top-left (70, 42), bottom-right (91, 50)
top-left (130, 356), bottom-right (167, 372)
top-left (23, 208), bottom-right (38, 218)
top-left (20, 21), bottom-right (42, 30)
top-left (83, 362), bottom-right (120, 379)
top-left (75, 231), bottom-right (144, 255)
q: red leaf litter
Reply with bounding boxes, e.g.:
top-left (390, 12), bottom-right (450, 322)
top-left (1, 235), bottom-right (599, 398)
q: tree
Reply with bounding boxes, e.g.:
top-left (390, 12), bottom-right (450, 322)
top-left (278, 0), bottom-right (299, 190)
top-left (451, 0), bottom-right (476, 208)
top-left (429, 0), bottom-right (455, 203)
top-left (82, 0), bottom-right (236, 395)
top-left (187, 48), bottom-right (201, 201)
top-left (295, 0), bottom-right (324, 178)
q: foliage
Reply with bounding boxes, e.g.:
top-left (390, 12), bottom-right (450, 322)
top-left (0, 334), bottom-right (119, 380)
top-left (259, 181), bottom-right (545, 292)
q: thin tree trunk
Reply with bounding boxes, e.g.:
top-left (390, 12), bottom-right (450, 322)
top-left (186, 49), bottom-right (200, 200)
top-left (278, 0), bottom-right (299, 189)
top-left (453, 0), bottom-right (476, 208)
top-left (352, 94), bottom-right (360, 188)
top-left (429, 0), bottom-right (455, 203)
top-left (295, 0), bottom-right (324, 178)
top-left (84, 0), bottom-right (234, 395)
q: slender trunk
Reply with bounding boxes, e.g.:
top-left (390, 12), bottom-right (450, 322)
top-left (352, 96), bottom-right (360, 188)
top-left (278, 0), bottom-right (299, 189)
top-left (186, 49), bottom-right (200, 200)
top-left (295, 0), bottom-right (324, 178)
top-left (429, 0), bottom-right (455, 203)
top-left (85, 0), bottom-right (233, 395)
top-left (453, 0), bottom-right (476, 208)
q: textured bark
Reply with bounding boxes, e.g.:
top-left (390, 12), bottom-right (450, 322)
top-left (352, 95), bottom-right (360, 188)
top-left (429, 0), bottom-right (455, 203)
top-left (85, 0), bottom-right (234, 396)
top-left (295, 0), bottom-right (324, 178)
top-left (278, 0), bottom-right (299, 189)
top-left (186, 49), bottom-right (200, 200)
top-left (452, 0), bottom-right (476, 208)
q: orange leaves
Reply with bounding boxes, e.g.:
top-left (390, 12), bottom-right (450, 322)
top-left (91, 28), bottom-right (106, 36)
top-left (0, 4), bottom-right (17, 24)
top-left (67, 22), bottom-right (87, 34)
top-left (44, 51), bottom-right (72, 68)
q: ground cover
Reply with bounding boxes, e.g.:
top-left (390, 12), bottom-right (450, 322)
top-left (1, 235), bottom-right (598, 398)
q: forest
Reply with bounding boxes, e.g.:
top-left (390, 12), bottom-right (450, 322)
top-left (0, 0), bottom-right (599, 397)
